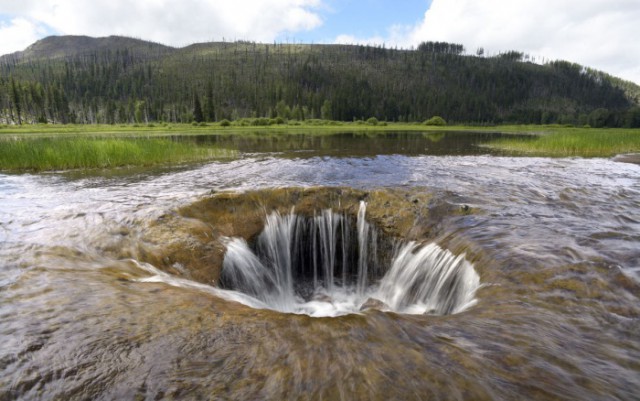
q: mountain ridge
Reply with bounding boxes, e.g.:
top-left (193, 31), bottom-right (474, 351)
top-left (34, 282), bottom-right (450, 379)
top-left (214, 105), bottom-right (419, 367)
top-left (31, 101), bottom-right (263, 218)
top-left (11, 35), bottom-right (175, 60)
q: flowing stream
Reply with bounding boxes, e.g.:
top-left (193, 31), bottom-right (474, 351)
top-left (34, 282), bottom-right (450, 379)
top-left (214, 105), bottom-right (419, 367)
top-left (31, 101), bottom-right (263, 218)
top-left (1, 132), bottom-right (639, 400)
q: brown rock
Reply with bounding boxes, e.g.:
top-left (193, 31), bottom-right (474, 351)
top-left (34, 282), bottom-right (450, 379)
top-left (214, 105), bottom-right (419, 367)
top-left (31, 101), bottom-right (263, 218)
top-left (359, 298), bottom-right (389, 311)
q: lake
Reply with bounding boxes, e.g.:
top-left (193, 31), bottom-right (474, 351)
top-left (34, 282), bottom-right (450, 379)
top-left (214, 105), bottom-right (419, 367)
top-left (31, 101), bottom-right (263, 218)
top-left (1, 131), bottom-right (639, 400)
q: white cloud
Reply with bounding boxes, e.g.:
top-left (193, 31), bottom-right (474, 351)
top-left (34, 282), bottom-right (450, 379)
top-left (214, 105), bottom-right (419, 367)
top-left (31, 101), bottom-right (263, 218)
top-left (331, 0), bottom-right (640, 84)
top-left (334, 24), bottom-right (413, 48)
top-left (0, 0), bottom-right (323, 49)
top-left (334, 34), bottom-right (385, 46)
top-left (407, 0), bottom-right (640, 84)
top-left (0, 17), bottom-right (46, 54)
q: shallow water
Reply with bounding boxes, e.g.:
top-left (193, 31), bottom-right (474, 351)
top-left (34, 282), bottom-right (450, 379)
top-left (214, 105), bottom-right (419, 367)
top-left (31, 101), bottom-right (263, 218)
top-left (178, 130), bottom-right (521, 158)
top-left (1, 132), bottom-right (639, 400)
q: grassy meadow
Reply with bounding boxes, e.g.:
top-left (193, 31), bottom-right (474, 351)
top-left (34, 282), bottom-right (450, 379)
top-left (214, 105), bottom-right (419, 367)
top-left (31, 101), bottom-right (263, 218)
top-left (1, 122), bottom-right (639, 171)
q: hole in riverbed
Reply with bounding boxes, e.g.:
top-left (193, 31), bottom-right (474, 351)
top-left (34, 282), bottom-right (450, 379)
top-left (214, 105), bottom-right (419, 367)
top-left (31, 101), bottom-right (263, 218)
top-left (221, 201), bottom-right (480, 317)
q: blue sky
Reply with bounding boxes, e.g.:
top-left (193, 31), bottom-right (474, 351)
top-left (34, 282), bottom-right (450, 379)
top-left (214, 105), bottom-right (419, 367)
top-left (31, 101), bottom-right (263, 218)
top-left (0, 0), bottom-right (638, 83)
top-left (290, 0), bottom-right (430, 44)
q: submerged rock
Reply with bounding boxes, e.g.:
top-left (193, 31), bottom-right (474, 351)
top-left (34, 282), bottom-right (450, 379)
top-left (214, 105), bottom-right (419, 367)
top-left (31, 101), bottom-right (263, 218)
top-left (359, 298), bottom-right (389, 312)
top-left (311, 293), bottom-right (334, 303)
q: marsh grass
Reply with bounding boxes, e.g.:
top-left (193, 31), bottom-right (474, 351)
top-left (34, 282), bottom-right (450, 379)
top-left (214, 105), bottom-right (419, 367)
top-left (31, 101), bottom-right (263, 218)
top-left (489, 129), bottom-right (640, 157)
top-left (0, 137), bottom-right (237, 171)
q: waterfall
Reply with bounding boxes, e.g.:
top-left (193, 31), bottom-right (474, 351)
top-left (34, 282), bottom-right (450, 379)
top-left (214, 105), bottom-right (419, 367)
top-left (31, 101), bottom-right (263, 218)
top-left (356, 201), bottom-right (369, 295)
top-left (256, 210), bottom-right (298, 298)
top-left (314, 209), bottom-right (341, 293)
top-left (220, 204), bottom-right (480, 317)
top-left (222, 237), bottom-right (291, 310)
top-left (376, 242), bottom-right (480, 315)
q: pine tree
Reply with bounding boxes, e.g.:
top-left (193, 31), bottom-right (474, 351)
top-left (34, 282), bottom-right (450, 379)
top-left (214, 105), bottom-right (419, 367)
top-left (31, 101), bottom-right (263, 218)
top-left (193, 93), bottom-right (204, 123)
top-left (10, 77), bottom-right (21, 125)
top-left (204, 81), bottom-right (215, 122)
top-left (321, 99), bottom-right (332, 120)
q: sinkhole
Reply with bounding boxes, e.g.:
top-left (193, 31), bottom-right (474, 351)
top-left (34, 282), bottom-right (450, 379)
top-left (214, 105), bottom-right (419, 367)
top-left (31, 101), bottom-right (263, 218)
top-left (220, 201), bottom-right (480, 317)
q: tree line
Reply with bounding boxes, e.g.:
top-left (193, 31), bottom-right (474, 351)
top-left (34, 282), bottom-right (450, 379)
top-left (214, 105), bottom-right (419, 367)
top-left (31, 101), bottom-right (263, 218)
top-left (1, 36), bottom-right (639, 127)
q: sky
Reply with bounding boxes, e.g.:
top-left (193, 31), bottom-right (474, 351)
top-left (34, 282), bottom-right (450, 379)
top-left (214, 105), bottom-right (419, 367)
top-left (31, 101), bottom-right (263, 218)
top-left (0, 0), bottom-right (638, 84)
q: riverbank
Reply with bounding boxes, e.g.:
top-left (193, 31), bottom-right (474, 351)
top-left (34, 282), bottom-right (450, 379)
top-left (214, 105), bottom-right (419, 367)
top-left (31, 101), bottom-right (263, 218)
top-left (0, 121), bottom-right (588, 136)
top-left (0, 121), bottom-right (473, 137)
top-left (1, 120), bottom-right (638, 136)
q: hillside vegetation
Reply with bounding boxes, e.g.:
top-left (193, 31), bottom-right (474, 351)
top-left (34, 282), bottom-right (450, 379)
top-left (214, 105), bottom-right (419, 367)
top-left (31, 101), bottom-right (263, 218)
top-left (1, 35), bottom-right (639, 127)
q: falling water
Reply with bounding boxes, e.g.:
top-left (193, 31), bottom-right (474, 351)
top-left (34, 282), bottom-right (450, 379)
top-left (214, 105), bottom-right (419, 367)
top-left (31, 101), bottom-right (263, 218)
top-left (314, 209), bottom-right (341, 292)
top-left (256, 210), bottom-right (297, 298)
top-left (221, 203), bottom-right (480, 317)
top-left (357, 200), bottom-right (370, 295)
top-left (221, 237), bottom-right (287, 309)
top-left (376, 242), bottom-right (480, 315)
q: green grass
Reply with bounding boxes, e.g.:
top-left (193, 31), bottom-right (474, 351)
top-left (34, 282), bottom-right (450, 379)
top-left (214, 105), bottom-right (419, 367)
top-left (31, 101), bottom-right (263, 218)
top-left (488, 128), bottom-right (640, 157)
top-left (0, 121), bottom-right (431, 136)
top-left (0, 137), bottom-right (237, 171)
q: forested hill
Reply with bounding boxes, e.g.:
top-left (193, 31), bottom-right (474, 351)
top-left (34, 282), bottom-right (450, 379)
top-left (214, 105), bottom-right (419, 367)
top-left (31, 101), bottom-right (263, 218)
top-left (1, 35), bottom-right (639, 127)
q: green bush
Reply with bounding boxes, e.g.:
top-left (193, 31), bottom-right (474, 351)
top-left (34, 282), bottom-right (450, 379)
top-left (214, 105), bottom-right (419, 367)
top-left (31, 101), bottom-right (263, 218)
top-left (219, 119), bottom-right (231, 127)
top-left (366, 117), bottom-right (379, 126)
top-left (251, 118), bottom-right (271, 126)
top-left (424, 116), bottom-right (447, 126)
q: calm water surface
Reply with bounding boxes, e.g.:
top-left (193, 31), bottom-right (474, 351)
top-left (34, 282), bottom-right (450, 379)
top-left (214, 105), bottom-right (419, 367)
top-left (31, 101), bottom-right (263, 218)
top-left (0, 132), bottom-right (639, 400)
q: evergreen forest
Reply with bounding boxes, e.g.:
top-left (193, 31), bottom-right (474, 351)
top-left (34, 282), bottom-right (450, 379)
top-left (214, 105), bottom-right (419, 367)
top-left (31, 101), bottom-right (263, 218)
top-left (1, 35), bottom-right (639, 127)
